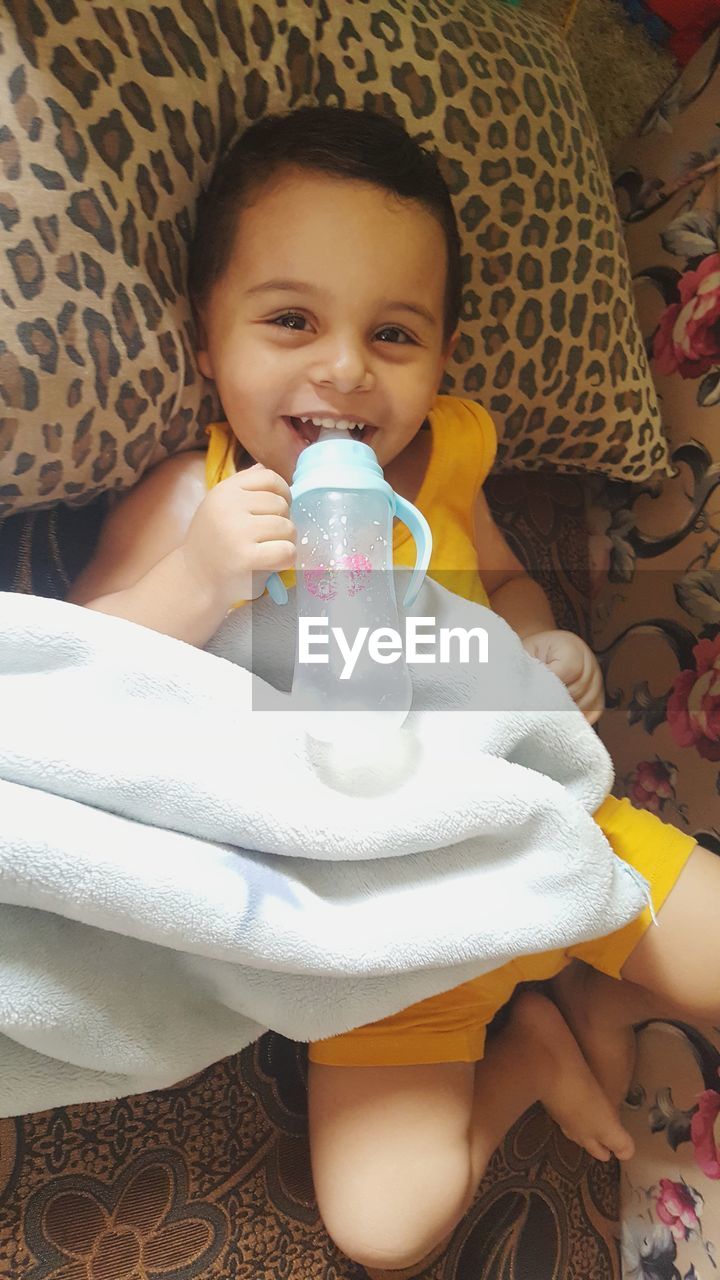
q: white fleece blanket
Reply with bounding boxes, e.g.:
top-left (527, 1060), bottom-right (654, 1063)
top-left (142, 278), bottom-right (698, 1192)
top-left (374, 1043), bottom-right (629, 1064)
top-left (0, 585), bottom-right (647, 1117)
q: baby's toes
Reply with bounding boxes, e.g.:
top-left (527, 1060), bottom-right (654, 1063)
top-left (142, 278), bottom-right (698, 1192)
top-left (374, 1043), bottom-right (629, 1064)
top-left (585, 1121), bottom-right (634, 1163)
top-left (582, 1135), bottom-right (613, 1162)
top-left (606, 1125), bottom-right (635, 1162)
top-left (557, 1122), bottom-right (610, 1161)
top-left (559, 1117), bottom-right (634, 1163)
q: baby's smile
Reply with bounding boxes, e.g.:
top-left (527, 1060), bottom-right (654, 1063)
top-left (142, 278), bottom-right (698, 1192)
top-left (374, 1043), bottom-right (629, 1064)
top-left (283, 415), bottom-right (377, 447)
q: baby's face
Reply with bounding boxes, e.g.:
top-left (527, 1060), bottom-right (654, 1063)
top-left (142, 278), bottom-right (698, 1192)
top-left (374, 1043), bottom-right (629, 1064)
top-left (197, 167), bottom-right (453, 483)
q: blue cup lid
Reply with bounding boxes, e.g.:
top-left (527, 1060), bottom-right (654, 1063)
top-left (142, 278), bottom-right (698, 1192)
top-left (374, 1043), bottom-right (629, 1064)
top-left (290, 438), bottom-right (392, 501)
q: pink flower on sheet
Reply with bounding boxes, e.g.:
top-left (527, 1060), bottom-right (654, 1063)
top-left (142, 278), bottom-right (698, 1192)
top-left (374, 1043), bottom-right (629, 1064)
top-left (691, 1088), bottom-right (720, 1180)
top-left (655, 1178), bottom-right (703, 1240)
top-left (626, 759), bottom-right (676, 813)
top-left (666, 634), bottom-right (720, 761)
top-left (653, 252), bottom-right (720, 378)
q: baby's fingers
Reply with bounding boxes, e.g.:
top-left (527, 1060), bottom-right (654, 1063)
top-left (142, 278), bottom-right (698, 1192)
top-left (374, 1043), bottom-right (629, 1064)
top-left (251, 539), bottom-right (297, 572)
top-left (569, 664), bottom-right (605, 724)
top-left (246, 491), bottom-right (291, 518)
top-left (251, 514), bottom-right (296, 547)
top-left (235, 465), bottom-right (292, 503)
top-left (248, 513), bottom-right (296, 572)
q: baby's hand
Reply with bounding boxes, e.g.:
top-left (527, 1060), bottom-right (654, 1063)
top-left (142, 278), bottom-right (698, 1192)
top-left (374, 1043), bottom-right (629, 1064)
top-left (522, 630), bottom-right (604, 724)
top-left (182, 464), bottom-right (296, 604)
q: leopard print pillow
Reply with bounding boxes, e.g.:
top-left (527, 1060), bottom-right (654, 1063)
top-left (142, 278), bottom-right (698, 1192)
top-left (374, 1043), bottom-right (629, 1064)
top-left (0, 0), bottom-right (668, 517)
top-left (0, 0), bottom-right (298, 516)
top-left (319, 1), bottom-right (668, 481)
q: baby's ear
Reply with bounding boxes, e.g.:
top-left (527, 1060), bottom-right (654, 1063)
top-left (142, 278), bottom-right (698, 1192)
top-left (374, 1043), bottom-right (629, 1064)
top-left (436, 329), bottom-right (459, 386)
top-left (197, 347), bottom-right (213, 378)
top-left (444, 328), bottom-right (460, 362)
top-left (193, 309), bottom-right (213, 378)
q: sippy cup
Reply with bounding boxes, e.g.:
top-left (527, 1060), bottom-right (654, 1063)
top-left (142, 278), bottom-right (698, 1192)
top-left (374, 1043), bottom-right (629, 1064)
top-left (267, 431), bottom-right (431, 743)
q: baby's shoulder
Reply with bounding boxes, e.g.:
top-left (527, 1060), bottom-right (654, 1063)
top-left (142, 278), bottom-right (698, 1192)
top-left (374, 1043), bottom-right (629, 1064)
top-left (153, 448), bottom-right (207, 486)
top-left (104, 449), bottom-right (207, 536)
top-left (68, 450), bottom-right (208, 603)
top-left (128, 449), bottom-right (206, 504)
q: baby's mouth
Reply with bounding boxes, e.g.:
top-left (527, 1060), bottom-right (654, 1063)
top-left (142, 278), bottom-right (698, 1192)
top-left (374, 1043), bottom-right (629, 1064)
top-left (284, 416), bottom-right (375, 446)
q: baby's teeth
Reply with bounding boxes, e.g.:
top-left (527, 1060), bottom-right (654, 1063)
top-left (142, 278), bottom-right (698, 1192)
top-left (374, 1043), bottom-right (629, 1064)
top-left (296, 415), bottom-right (365, 430)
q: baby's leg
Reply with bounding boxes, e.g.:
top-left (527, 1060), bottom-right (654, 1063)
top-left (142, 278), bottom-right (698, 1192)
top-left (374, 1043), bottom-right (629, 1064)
top-left (308, 1056), bottom-right (476, 1272)
top-left (621, 843), bottom-right (720, 1013)
top-left (552, 962), bottom-right (647, 1106)
top-left (556, 843), bottom-right (720, 1102)
top-left (308, 991), bottom-right (632, 1272)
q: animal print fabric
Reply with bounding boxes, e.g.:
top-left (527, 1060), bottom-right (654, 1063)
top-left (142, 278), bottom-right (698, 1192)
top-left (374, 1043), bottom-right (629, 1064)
top-left (0, 0), bottom-right (302, 516)
top-left (0, 0), bottom-right (668, 516)
top-left (314, 1), bottom-right (668, 482)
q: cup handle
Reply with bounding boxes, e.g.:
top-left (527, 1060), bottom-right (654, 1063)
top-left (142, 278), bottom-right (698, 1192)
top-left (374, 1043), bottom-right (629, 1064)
top-left (393, 496), bottom-right (432, 606)
top-left (266, 572), bottom-right (289, 605)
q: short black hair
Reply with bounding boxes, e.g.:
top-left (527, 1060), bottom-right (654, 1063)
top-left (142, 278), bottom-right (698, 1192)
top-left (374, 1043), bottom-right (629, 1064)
top-left (188, 106), bottom-right (462, 343)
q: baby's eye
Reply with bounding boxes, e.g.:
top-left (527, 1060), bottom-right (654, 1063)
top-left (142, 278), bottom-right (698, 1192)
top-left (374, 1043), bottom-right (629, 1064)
top-left (271, 312), bottom-right (309, 331)
top-left (375, 326), bottom-right (415, 345)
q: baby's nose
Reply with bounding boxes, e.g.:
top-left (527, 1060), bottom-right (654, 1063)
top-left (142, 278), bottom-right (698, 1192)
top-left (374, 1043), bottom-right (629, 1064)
top-left (310, 341), bottom-right (374, 393)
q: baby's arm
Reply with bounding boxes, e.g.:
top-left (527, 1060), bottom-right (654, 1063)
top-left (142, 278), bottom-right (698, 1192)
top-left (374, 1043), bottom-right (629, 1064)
top-left (69, 453), bottom-right (296, 647)
top-left (473, 489), bottom-right (604, 723)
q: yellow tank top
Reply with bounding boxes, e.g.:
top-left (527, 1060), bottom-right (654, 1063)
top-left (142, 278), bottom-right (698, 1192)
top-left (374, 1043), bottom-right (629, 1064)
top-left (205, 395), bottom-right (497, 607)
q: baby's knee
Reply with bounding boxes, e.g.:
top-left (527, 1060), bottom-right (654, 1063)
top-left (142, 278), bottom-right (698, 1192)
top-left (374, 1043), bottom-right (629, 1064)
top-left (322, 1211), bottom-right (456, 1271)
top-left (318, 1160), bottom-right (473, 1269)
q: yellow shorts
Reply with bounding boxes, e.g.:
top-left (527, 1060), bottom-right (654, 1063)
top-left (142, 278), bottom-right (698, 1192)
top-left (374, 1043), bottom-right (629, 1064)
top-left (309, 796), bottom-right (697, 1067)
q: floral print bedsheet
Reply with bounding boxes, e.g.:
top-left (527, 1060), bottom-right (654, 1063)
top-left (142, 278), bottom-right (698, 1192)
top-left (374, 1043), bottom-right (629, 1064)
top-left (589, 27), bottom-right (720, 1279)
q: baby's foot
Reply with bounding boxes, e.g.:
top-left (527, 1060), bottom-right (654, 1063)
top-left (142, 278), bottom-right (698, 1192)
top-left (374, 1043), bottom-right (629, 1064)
top-left (551, 962), bottom-right (640, 1108)
top-left (509, 990), bottom-right (635, 1162)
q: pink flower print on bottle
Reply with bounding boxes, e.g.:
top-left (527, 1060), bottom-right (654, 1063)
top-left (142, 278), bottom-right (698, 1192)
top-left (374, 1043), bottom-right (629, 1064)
top-left (303, 568), bottom-right (337, 601)
top-left (337, 552), bottom-right (373, 596)
top-left (302, 553), bottom-right (372, 600)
